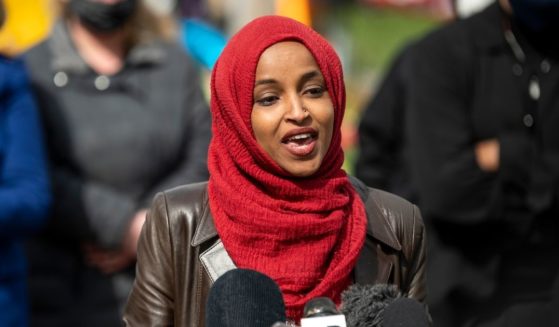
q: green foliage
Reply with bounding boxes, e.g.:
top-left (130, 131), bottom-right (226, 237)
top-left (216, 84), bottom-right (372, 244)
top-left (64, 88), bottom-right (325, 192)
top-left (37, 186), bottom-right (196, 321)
top-left (327, 4), bottom-right (440, 76)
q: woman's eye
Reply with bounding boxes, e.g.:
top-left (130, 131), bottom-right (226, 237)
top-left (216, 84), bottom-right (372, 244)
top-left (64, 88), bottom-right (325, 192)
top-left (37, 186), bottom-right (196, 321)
top-left (305, 86), bottom-right (325, 98)
top-left (255, 96), bottom-right (279, 106)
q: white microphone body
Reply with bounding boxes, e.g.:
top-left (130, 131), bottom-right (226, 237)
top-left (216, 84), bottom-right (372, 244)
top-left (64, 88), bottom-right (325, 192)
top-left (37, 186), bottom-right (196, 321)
top-left (300, 314), bottom-right (347, 327)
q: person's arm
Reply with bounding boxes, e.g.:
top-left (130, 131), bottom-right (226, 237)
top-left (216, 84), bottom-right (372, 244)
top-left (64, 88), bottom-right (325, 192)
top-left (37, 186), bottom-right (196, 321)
top-left (406, 33), bottom-right (501, 223)
top-left (82, 209), bottom-right (146, 274)
top-left (0, 58), bottom-right (51, 239)
top-left (123, 192), bottom-right (175, 326)
top-left (48, 167), bottom-right (139, 248)
top-left (355, 46), bottom-right (413, 199)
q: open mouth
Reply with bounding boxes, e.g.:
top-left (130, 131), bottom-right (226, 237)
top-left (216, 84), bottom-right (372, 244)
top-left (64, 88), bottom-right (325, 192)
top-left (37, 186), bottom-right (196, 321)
top-left (281, 129), bottom-right (318, 157)
top-left (282, 132), bottom-right (317, 145)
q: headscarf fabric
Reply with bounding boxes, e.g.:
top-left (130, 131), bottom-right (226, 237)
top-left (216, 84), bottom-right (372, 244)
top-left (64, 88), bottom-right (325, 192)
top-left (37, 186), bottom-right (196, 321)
top-left (208, 15), bottom-right (367, 321)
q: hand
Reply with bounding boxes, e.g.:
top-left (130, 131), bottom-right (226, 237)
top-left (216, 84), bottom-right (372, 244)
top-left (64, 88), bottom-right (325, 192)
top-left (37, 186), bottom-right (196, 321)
top-left (83, 242), bottom-right (135, 275)
top-left (474, 139), bottom-right (500, 172)
top-left (83, 209), bottom-right (147, 274)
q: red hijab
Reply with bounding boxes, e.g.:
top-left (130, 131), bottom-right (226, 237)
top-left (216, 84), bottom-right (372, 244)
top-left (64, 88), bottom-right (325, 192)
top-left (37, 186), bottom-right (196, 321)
top-left (208, 15), bottom-right (367, 321)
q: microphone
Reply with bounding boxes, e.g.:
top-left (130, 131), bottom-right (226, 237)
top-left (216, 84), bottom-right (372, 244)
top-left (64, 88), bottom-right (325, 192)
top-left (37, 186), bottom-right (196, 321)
top-left (205, 268), bottom-right (287, 327)
top-left (300, 297), bottom-right (347, 327)
top-left (340, 284), bottom-right (430, 327)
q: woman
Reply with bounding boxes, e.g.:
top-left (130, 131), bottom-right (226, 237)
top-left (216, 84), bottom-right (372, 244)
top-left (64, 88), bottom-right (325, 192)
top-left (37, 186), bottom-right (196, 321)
top-left (24, 0), bottom-right (210, 326)
top-left (0, 2), bottom-right (51, 326)
top-left (124, 15), bottom-right (427, 326)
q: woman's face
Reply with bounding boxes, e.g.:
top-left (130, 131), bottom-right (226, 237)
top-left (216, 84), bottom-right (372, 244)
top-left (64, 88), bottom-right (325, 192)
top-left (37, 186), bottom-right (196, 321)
top-left (251, 41), bottom-right (335, 177)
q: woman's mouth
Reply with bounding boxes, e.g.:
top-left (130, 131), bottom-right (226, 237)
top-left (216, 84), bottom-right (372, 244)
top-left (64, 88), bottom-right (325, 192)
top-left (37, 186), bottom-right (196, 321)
top-left (281, 129), bottom-right (318, 157)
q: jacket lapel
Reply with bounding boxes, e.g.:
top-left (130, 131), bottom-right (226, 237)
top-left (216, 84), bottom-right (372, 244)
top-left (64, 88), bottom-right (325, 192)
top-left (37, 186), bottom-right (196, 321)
top-left (192, 200), bottom-right (237, 284)
top-left (199, 240), bottom-right (237, 283)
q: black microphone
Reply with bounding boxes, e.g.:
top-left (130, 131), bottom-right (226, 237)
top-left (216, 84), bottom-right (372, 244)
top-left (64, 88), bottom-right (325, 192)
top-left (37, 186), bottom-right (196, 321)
top-left (205, 268), bottom-right (287, 327)
top-left (341, 284), bottom-right (429, 327)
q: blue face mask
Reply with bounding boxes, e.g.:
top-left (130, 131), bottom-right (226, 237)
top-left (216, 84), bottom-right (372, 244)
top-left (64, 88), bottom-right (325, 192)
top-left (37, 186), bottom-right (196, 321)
top-left (510, 0), bottom-right (559, 32)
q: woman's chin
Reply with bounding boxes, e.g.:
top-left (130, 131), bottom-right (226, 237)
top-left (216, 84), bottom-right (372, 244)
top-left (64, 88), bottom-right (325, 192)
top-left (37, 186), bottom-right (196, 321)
top-left (281, 161), bottom-right (322, 178)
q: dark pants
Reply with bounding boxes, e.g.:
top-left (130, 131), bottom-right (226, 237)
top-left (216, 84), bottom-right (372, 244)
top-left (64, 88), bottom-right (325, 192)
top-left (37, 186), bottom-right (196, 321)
top-left (428, 211), bottom-right (559, 327)
top-left (472, 214), bottom-right (559, 327)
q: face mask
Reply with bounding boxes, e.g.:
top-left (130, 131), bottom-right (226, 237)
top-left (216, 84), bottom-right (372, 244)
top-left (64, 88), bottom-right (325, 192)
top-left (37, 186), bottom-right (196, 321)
top-left (69, 0), bottom-right (137, 32)
top-left (510, 0), bottom-right (559, 33)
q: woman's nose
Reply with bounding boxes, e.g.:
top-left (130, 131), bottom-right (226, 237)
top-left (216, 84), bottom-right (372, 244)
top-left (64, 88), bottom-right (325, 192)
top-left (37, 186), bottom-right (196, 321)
top-left (285, 95), bottom-right (309, 122)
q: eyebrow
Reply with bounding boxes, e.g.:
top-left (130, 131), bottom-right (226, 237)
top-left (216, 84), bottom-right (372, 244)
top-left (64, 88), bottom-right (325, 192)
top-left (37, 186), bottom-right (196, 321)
top-left (300, 70), bottom-right (321, 82)
top-left (255, 78), bottom-right (277, 86)
top-left (254, 70), bottom-right (323, 87)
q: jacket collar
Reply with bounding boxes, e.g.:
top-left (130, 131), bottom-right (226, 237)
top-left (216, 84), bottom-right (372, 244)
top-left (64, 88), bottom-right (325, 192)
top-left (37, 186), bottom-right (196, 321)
top-left (199, 239), bottom-right (236, 283)
top-left (469, 2), bottom-right (508, 52)
top-left (191, 188), bottom-right (216, 247)
top-left (47, 21), bottom-right (166, 74)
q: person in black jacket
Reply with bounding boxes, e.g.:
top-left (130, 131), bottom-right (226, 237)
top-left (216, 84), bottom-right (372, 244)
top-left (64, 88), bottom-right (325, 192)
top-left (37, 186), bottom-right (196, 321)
top-left (406, 0), bottom-right (559, 326)
top-left (355, 43), bottom-right (417, 203)
top-left (402, 0), bottom-right (559, 326)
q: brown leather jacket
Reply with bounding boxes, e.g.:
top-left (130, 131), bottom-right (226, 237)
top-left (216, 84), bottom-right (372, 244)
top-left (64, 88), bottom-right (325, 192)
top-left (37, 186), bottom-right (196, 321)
top-left (123, 179), bottom-right (427, 326)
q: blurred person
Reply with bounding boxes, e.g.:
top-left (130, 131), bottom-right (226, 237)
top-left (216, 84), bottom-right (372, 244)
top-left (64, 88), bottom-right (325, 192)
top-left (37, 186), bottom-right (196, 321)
top-left (355, 0), bottom-right (493, 210)
top-left (178, 0), bottom-right (313, 71)
top-left (402, 0), bottom-right (559, 326)
top-left (175, 0), bottom-right (311, 70)
top-left (23, 0), bottom-right (211, 326)
top-left (181, 18), bottom-right (227, 69)
top-left (355, 43), bottom-right (418, 203)
top-left (356, 1), bottom-right (559, 326)
top-left (123, 15), bottom-right (428, 326)
top-left (0, 1), bottom-right (51, 326)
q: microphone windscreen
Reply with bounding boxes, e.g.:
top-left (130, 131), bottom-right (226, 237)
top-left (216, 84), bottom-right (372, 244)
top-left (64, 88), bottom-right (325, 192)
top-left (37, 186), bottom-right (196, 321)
top-left (383, 297), bottom-right (430, 327)
top-left (340, 284), bottom-right (400, 327)
top-left (205, 268), bottom-right (286, 327)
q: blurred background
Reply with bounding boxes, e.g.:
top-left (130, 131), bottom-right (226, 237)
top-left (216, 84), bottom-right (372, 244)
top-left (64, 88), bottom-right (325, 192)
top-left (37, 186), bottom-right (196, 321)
top-left (7, 2), bottom-right (559, 327)
top-left (0, 0), bottom-right (473, 173)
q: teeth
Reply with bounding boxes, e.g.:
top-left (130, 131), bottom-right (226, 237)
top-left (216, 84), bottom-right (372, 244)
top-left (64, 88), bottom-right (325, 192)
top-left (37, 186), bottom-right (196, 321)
top-left (289, 133), bottom-right (312, 141)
